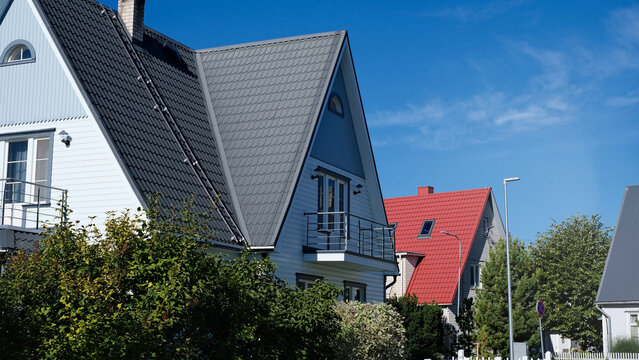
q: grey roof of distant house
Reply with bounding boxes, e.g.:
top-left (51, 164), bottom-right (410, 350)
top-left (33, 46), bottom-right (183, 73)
top-left (36, 0), bottom-right (240, 243)
top-left (198, 32), bottom-right (345, 246)
top-left (597, 186), bottom-right (639, 303)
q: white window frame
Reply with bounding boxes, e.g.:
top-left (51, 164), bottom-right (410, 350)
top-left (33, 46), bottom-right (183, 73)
top-left (629, 312), bottom-right (638, 341)
top-left (317, 171), bottom-right (349, 232)
top-left (1, 133), bottom-right (53, 204)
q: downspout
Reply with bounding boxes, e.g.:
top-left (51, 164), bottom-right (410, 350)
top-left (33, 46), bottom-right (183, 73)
top-left (596, 304), bottom-right (612, 356)
top-left (385, 275), bottom-right (397, 289)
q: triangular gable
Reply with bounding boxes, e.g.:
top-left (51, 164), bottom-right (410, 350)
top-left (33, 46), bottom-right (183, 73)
top-left (310, 67), bottom-right (365, 178)
top-left (0, 0), bottom-right (85, 125)
top-left (198, 32), bottom-right (345, 247)
top-left (385, 188), bottom-right (491, 304)
top-left (597, 185), bottom-right (639, 303)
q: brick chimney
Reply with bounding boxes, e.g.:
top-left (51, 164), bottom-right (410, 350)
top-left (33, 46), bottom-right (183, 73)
top-left (417, 186), bottom-right (434, 196)
top-left (118, 0), bottom-right (145, 43)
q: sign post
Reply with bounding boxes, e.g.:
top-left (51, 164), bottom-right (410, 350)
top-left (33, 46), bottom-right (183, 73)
top-left (537, 300), bottom-right (545, 357)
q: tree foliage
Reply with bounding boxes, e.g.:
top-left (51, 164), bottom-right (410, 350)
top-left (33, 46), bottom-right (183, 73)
top-left (0, 205), bottom-right (340, 359)
top-left (457, 297), bottom-right (476, 356)
top-left (532, 214), bottom-right (611, 350)
top-left (335, 301), bottom-right (406, 360)
top-left (388, 295), bottom-right (448, 360)
top-left (474, 237), bottom-right (539, 357)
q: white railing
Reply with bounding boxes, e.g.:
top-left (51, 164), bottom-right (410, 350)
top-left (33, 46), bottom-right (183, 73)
top-left (0, 178), bottom-right (68, 230)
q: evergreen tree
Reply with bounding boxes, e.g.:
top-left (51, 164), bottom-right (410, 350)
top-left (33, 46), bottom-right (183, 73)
top-left (457, 297), bottom-right (476, 356)
top-left (388, 295), bottom-right (448, 360)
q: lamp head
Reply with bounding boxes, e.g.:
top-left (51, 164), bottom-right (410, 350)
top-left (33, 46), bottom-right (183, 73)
top-left (504, 177), bottom-right (520, 184)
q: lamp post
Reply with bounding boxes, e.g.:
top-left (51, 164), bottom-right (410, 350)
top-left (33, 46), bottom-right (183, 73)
top-left (504, 177), bottom-right (520, 360)
top-left (441, 231), bottom-right (462, 315)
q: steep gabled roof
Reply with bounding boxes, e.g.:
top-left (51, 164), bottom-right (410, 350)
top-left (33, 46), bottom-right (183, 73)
top-left (597, 185), bottom-right (639, 303)
top-left (36, 0), bottom-right (241, 243)
top-left (198, 32), bottom-right (345, 246)
top-left (384, 188), bottom-right (491, 304)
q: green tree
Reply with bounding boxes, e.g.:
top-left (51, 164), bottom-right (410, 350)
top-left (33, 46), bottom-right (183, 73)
top-left (335, 301), bottom-right (406, 360)
top-left (474, 237), bottom-right (539, 357)
top-left (457, 297), bottom-right (476, 356)
top-left (388, 294), bottom-right (448, 360)
top-left (0, 205), bottom-right (340, 359)
top-left (532, 214), bottom-right (611, 350)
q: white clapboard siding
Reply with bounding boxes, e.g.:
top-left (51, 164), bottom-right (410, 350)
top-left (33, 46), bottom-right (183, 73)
top-left (270, 156), bottom-right (388, 302)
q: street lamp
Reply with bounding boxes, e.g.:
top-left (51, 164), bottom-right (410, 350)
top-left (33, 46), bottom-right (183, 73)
top-left (441, 231), bottom-right (462, 315)
top-left (504, 177), bottom-right (520, 360)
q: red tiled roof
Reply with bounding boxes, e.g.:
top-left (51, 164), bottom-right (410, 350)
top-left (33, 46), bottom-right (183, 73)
top-left (384, 187), bottom-right (491, 304)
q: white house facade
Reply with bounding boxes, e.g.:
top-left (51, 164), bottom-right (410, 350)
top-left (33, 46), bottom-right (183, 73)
top-left (0, 0), bottom-right (397, 302)
top-left (596, 186), bottom-right (639, 354)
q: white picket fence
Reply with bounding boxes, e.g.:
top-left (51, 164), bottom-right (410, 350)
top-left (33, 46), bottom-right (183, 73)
top-left (555, 353), bottom-right (639, 360)
top-left (450, 353), bottom-right (639, 360)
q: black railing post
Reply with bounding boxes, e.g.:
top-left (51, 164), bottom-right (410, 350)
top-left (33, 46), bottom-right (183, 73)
top-left (36, 187), bottom-right (41, 229)
top-left (1, 180), bottom-right (5, 226)
top-left (382, 226), bottom-right (385, 260)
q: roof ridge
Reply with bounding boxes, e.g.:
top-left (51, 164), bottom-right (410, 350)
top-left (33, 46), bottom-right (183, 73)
top-left (384, 187), bottom-right (491, 201)
top-left (197, 30), bottom-right (346, 53)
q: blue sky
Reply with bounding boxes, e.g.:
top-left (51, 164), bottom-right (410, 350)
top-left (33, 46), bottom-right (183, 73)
top-left (102, 0), bottom-right (639, 243)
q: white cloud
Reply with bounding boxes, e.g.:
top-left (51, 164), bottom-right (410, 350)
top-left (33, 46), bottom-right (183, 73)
top-left (370, 5), bottom-right (639, 150)
top-left (422, 0), bottom-right (530, 23)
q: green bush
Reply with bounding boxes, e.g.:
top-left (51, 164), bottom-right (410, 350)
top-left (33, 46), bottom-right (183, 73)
top-left (388, 295), bottom-right (448, 360)
top-left (0, 205), bottom-right (341, 359)
top-left (611, 338), bottom-right (639, 353)
top-left (335, 301), bottom-right (406, 360)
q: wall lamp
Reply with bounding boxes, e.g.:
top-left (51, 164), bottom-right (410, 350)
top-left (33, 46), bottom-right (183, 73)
top-left (58, 130), bottom-right (72, 146)
top-left (353, 184), bottom-right (363, 195)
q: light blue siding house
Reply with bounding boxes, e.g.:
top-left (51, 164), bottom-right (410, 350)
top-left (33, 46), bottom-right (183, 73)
top-left (0, 0), bottom-right (397, 302)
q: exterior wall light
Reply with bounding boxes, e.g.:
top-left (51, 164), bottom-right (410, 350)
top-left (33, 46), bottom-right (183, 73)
top-left (59, 130), bottom-right (72, 146)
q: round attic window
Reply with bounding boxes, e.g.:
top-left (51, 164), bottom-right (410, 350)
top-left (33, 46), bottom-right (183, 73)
top-left (328, 94), bottom-right (344, 117)
top-left (3, 43), bottom-right (34, 63)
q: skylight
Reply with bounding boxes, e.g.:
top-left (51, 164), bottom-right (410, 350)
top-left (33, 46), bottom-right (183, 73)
top-left (418, 219), bottom-right (435, 237)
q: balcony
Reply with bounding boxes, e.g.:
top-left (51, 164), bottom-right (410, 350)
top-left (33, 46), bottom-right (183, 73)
top-left (0, 179), bottom-right (68, 251)
top-left (303, 212), bottom-right (397, 272)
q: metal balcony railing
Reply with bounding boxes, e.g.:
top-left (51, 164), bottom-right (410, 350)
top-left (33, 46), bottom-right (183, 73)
top-left (0, 178), bottom-right (68, 229)
top-left (305, 211), bottom-right (396, 262)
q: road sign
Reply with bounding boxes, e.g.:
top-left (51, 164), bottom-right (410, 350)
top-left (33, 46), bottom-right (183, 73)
top-left (537, 300), bottom-right (545, 317)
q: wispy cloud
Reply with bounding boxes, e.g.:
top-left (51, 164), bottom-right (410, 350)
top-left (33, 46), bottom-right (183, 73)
top-left (371, 4), bottom-right (639, 150)
top-left (422, 0), bottom-right (530, 22)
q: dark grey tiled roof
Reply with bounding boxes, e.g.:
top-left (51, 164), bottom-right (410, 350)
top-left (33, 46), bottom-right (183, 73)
top-left (198, 32), bottom-right (345, 246)
top-left (36, 0), bottom-right (240, 243)
top-left (597, 186), bottom-right (639, 303)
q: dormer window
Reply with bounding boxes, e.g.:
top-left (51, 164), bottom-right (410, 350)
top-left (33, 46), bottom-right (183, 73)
top-left (418, 219), bottom-right (435, 238)
top-left (2, 42), bottom-right (35, 65)
top-left (328, 94), bottom-right (343, 117)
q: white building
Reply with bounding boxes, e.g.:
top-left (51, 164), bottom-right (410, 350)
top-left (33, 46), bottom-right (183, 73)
top-left (0, 0), bottom-right (397, 301)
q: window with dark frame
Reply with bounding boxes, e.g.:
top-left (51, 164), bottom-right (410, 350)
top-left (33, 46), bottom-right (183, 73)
top-left (296, 273), bottom-right (323, 290)
top-left (470, 264), bottom-right (480, 288)
top-left (343, 281), bottom-right (366, 302)
top-left (418, 219), bottom-right (435, 238)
